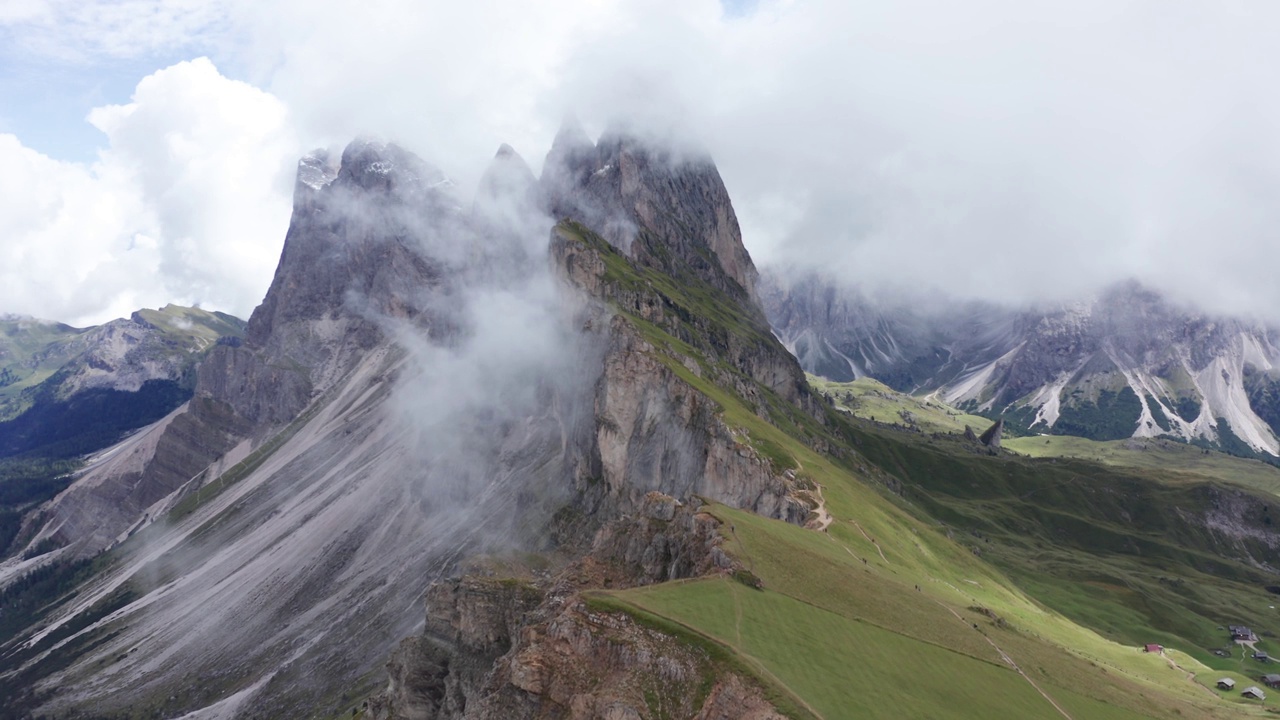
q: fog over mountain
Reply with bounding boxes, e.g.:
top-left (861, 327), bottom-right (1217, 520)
top-left (4, 1), bottom-right (1280, 324)
top-left (7, 6), bottom-right (1280, 719)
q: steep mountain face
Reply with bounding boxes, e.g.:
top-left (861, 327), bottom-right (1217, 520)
top-left (0, 128), bottom-right (818, 719)
top-left (763, 272), bottom-right (1280, 456)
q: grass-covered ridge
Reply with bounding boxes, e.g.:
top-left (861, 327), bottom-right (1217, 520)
top-left (555, 220), bottom-right (1273, 717)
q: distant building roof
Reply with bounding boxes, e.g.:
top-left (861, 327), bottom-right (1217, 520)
top-left (1243, 686), bottom-right (1267, 699)
top-left (1217, 678), bottom-right (1236, 688)
top-left (1264, 674), bottom-right (1280, 685)
top-left (1144, 644), bottom-right (1163, 652)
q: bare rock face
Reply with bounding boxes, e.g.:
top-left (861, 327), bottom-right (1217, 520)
top-left (581, 317), bottom-right (809, 525)
top-left (242, 141), bottom-right (453, 401)
top-left (587, 491), bottom-right (737, 585)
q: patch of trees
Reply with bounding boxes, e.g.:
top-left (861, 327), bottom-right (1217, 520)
top-left (1244, 367), bottom-right (1280, 436)
top-left (0, 379), bottom-right (190, 460)
top-left (1053, 387), bottom-right (1143, 441)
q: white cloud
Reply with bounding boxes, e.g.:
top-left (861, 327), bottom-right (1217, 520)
top-left (8, 0), bottom-right (1280, 324)
top-left (0, 58), bottom-right (297, 326)
top-left (213, 0), bottom-right (1280, 319)
top-left (224, 0), bottom-right (624, 192)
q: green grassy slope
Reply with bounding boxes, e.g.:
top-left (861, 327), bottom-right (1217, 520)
top-left (854, 426), bottom-right (1280, 665)
top-left (808, 375), bottom-right (995, 435)
top-left (0, 318), bottom-right (87, 415)
top-left (557, 223), bottom-right (1269, 718)
top-left (1005, 435), bottom-right (1280, 496)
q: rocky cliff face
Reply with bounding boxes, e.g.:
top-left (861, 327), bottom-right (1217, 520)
top-left (359, 130), bottom-right (831, 719)
top-left (10, 142), bottom-right (457, 563)
top-left (764, 271), bottom-right (1280, 456)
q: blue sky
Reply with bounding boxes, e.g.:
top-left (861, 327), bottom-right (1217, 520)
top-left (0, 55), bottom-right (178, 161)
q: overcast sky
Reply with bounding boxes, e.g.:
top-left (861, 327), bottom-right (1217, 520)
top-left (2, 0), bottom-right (1279, 326)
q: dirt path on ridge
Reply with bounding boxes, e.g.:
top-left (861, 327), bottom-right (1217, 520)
top-left (808, 483), bottom-right (834, 532)
top-left (823, 513), bottom-right (1076, 720)
top-left (851, 519), bottom-right (888, 563)
top-left (1163, 655), bottom-right (1217, 698)
top-left (930, 598), bottom-right (1075, 720)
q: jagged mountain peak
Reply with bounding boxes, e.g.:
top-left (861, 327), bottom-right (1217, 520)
top-left (335, 138), bottom-right (451, 197)
top-left (247, 141), bottom-right (458, 350)
top-left (295, 148), bottom-right (339, 196)
top-left (473, 143), bottom-right (545, 244)
top-left (477, 142), bottom-right (538, 200)
top-left (548, 113), bottom-right (593, 156)
top-left (540, 121), bottom-right (761, 312)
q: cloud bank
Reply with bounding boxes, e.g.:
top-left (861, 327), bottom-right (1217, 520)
top-left (0, 58), bottom-right (296, 325)
top-left (5, 1), bottom-right (1280, 323)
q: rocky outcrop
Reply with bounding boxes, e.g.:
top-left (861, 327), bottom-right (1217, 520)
top-left (372, 587), bottom-right (783, 720)
top-left (369, 494), bottom-right (784, 720)
top-left (978, 418), bottom-right (1003, 449)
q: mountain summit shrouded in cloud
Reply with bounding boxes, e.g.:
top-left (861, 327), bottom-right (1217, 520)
top-left (4, 1), bottom-right (1280, 324)
top-left (6, 6), bottom-right (1280, 719)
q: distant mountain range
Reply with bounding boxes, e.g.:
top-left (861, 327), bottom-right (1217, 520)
top-left (762, 273), bottom-right (1280, 458)
top-left (0, 305), bottom-right (245, 455)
